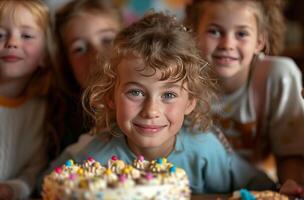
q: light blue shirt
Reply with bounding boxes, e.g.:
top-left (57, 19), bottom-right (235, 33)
top-left (47, 126), bottom-right (275, 194)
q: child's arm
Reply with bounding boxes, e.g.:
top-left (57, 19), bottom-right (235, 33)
top-left (254, 56), bottom-right (304, 184)
top-left (202, 131), bottom-right (276, 192)
top-left (0, 145), bottom-right (47, 199)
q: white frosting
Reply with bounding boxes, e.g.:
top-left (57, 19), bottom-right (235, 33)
top-left (42, 157), bottom-right (190, 200)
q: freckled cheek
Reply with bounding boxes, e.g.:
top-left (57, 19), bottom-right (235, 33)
top-left (116, 99), bottom-right (140, 121)
top-left (164, 105), bottom-right (185, 122)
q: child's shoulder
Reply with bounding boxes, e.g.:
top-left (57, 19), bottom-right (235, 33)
top-left (255, 55), bottom-right (300, 78)
top-left (251, 55), bottom-right (302, 92)
top-left (179, 127), bottom-right (232, 158)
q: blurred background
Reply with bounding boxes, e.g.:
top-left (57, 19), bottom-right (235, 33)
top-left (44, 0), bottom-right (304, 81)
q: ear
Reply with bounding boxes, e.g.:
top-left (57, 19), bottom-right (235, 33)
top-left (184, 97), bottom-right (197, 115)
top-left (106, 95), bottom-right (115, 109)
top-left (254, 32), bottom-right (266, 54)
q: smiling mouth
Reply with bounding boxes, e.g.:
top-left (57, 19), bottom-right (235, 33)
top-left (213, 56), bottom-right (238, 65)
top-left (133, 123), bottom-right (166, 134)
top-left (1, 56), bottom-right (22, 62)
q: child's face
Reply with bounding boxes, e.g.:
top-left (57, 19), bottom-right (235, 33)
top-left (0, 6), bottom-right (46, 82)
top-left (197, 1), bottom-right (264, 82)
top-left (63, 12), bottom-right (119, 88)
top-left (112, 56), bottom-right (196, 158)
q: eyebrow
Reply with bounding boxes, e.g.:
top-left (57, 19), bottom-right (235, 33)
top-left (67, 28), bottom-right (117, 45)
top-left (162, 82), bottom-right (183, 89)
top-left (97, 28), bottom-right (117, 34)
top-left (123, 81), bottom-right (183, 90)
top-left (209, 23), bottom-right (254, 30)
top-left (0, 24), bottom-right (39, 31)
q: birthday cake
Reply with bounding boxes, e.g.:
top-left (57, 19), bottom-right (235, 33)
top-left (42, 155), bottom-right (191, 200)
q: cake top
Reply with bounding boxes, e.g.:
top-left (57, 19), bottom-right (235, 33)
top-left (45, 155), bottom-right (189, 191)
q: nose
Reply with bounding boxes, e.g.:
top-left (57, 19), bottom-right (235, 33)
top-left (218, 34), bottom-right (235, 50)
top-left (140, 98), bottom-right (160, 119)
top-left (5, 35), bottom-right (19, 49)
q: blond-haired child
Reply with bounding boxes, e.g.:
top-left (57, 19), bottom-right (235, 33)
top-left (0, 0), bottom-right (53, 199)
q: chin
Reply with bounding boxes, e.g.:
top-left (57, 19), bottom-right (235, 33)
top-left (215, 68), bottom-right (237, 79)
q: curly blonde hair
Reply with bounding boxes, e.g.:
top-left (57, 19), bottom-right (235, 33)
top-left (83, 11), bottom-right (217, 135)
top-left (184, 0), bottom-right (286, 55)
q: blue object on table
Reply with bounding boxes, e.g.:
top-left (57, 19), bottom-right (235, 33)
top-left (240, 189), bottom-right (256, 200)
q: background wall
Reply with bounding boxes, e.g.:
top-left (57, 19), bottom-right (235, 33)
top-left (283, 0), bottom-right (304, 80)
top-left (44, 0), bottom-right (304, 78)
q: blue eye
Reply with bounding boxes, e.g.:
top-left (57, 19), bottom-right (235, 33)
top-left (0, 32), bottom-right (6, 40)
top-left (73, 46), bottom-right (87, 54)
top-left (127, 89), bottom-right (144, 97)
top-left (21, 34), bottom-right (34, 39)
top-left (71, 41), bottom-right (88, 54)
top-left (101, 37), bottom-right (114, 47)
top-left (236, 31), bottom-right (249, 39)
top-left (72, 45), bottom-right (87, 54)
top-left (162, 92), bottom-right (177, 100)
top-left (207, 28), bottom-right (221, 38)
top-left (99, 31), bottom-right (116, 49)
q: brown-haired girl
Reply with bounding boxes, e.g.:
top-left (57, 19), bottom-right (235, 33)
top-left (185, 0), bottom-right (304, 197)
top-left (46, 0), bottom-right (123, 160)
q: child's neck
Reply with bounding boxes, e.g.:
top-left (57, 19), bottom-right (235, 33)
top-left (0, 76), bottom-right (31, 98)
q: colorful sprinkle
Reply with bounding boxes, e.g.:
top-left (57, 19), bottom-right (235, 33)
top-left (65, 160), bottom-right (74, 167)
top-left (156, 158), bottom-right (163, 164)
top-left (55, 167), bottom-right (62, 174)
top-left (88, 156), bottom-right (94, 162)
top-left (146, 172), bottom-right (153, 180)
top-left (111, 155), bottom-right (118, 161)
top-left (93, 162), bottom-right (101, 168)
top-left (69, 173), bottom-right (77, 180)
top-left (155, 164), bottom-right (161, 169)
top-left (77, 168), bottom-right (84, 175)
top-left (119, 174), bottom-right (126, 182)
top-left (137, 155), bottom-right (144, 161)
top-left (105, 169), bottom-right (112, 175)
top-left (122, 166), bottom-right (133, 174)
top-left (169, 166), bottom-right (176, 173)
top-left (240, 189), bottom-right (256, 200)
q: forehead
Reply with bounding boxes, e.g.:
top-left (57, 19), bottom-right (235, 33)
top-left (117, 56), bottom-right (156, 78)
top-left (63, 12), bottom-right (119, 41)
top-left (0, 5), bottom-right (40, 29)
top-left (200, 1), bottom-right (258, 28)
top-left (116, 56), bottom-right (178, 82)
